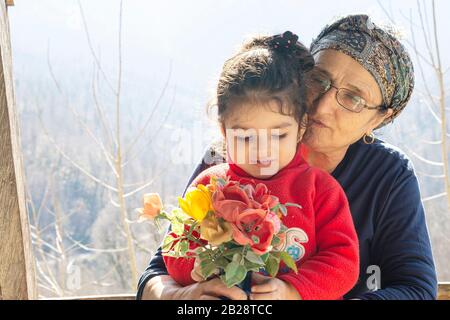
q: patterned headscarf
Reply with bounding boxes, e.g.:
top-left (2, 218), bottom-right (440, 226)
top-left (310, 14), bottom-right (414, 128)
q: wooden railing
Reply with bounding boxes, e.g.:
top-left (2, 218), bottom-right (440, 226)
top-left (45, 283), bottom-right (450, 300)
top-left (0, 0), bottom-right (36, 300)
top-left (40, 282), bottom-right (450, 300)
top-left (438, 282), bottom-right (450, 300)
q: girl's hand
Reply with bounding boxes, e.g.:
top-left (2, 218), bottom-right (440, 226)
top-left (181, 277), bottom-right (248, 300)
top-left (249, 272), bottom-right (302, 300)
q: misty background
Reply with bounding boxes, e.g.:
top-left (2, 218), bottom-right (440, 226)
top-left (7, 0), bottom-right (449, 297)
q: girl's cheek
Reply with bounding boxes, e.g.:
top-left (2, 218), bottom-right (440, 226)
top-left (283, 139), bottom-right (298, 163)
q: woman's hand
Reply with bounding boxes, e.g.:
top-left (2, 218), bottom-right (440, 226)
top-left (249, 272), bottom-right (301, 300)
top-left (142, 275), bottom-right (248, 300)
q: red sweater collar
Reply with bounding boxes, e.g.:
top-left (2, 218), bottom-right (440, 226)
top-left (228, 143), bottom-right (308, 179)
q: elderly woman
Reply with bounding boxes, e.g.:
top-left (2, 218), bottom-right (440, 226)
top-left (137, 14), bottom-right (437, 300)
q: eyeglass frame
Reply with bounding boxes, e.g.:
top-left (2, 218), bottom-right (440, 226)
top-left (310, 74), bottom-right (386, 113)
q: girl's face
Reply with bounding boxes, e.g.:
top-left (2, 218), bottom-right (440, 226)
top-left (222, 100), bottom-right (303, 179)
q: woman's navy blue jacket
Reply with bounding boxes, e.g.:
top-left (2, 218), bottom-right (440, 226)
top-left (136, 138), bottom-right (438, 300)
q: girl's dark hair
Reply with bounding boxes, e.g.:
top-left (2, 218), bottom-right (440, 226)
top-left (210, 32), bottom-right (314, 127)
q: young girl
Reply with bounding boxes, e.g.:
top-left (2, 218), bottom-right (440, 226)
top-left (163, 32), bottom-right (359, 300)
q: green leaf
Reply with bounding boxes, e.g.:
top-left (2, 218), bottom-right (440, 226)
top-left (161, 235), bottom-right (176, 251)
top-left (232, 253), bottom-right (242, 263)
top-left (285, 202), bottom-right (302, 209)
top-left (245, 250), bottom-right (264, 266)
top-left (223, 247), bottom-right (243, 258)
top-left (198, 250), bottom-right (210, 261)
top-left (224, 261), bottom-right (247, 288)
top-left (162, 251), bottom-right (178, 258)
top-left (217, 177), bottom-right (227, 187)
top-left (194, 247), bottom-right (205, 255)
top-left (270, 204), bottom-right (280, 212)
top-left (215, 257), bottom-right (230, 269)
top-left (179, 240), bottom-right (189, 256)
top-left (171, 219), bottom-right (185, 236)
top-left (200, 258), bottom-right (217, 279)
top-left (280, 251), bottom-right (298, 274)
top-left (279, 204), bottom-right (287, 216)
top-left (170, 208), bottom-right (183, 220)
top-left (173, 241), bottom-right (181, 257)
top-left (260, 253), bottom-right (270, 263)
top-left (244, 260), bottom-right (265, 272)
top-left (271, 235), bottom-right (281, 247)
top-left (265, 254), bottom-right (280, 277)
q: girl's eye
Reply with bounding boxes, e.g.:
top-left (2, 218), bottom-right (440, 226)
top-left (237, 134), bottom-right (287, 142)
top-left (272, 133), bottom-right (287, 140)
top-left (237, 136), bottom-right (253, 142)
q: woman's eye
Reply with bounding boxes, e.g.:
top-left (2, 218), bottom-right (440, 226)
top-left (352, 95), bottom-right (361, 104)
top-left (341, 91), bottom-right (356, 102)
top-left (348, 94), bottom-right (363, 106)
top-left (310, 77), bottom-right (331, 92)
top-left (320, 80), bottom-right (331, 91)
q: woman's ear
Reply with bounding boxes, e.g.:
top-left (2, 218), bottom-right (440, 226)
top-left (383, 108), bottom-right (394, 123)
top-left (371, 108), bottom-right (394, 129)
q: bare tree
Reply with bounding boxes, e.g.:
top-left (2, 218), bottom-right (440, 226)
top-left (377, 0), bottom-right (449, 211)
top-left (377, 0), bottom-right (450, 280)
top-left (25, 0), bottom-right (175, 295)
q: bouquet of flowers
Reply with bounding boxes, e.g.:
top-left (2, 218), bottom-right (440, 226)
top-left (137, 176), bottom-right (300, 289)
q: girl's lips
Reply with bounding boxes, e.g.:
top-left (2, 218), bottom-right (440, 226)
top-left (256, 159), bottom-right (274, 168)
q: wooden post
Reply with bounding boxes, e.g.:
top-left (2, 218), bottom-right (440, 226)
top-left (0, 0), bottom-right (36, 300)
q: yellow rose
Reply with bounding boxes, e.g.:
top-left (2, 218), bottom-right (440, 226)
top-left (178, 184), bottom-right (212, 222)
top-left (200, 214), bottom-right (233, 246)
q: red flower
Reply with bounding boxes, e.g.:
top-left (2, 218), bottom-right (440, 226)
top-left (212, 181), bottom-right (253, 222)
top-left (210, 178), bottom-right (281, 255)
top-left (231, 208), bottom-right (275, 255)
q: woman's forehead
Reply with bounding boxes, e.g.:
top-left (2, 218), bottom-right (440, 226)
top-left (313, 49), bottom-right (383, 104)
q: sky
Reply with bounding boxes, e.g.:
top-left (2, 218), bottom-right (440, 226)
top-left (8, 0), bottom-right (450, 107)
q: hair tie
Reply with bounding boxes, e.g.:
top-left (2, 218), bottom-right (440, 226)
top-left (268, 31), bottom-right (299, 52)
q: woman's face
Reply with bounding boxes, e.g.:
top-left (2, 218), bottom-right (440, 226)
top-left (303, 49), bottom-right (393, 154)
top-left (222, 100), bottom-right (303, 179)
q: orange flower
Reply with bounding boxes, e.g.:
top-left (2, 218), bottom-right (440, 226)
top-left (137, 193), bottom-right (163, 221)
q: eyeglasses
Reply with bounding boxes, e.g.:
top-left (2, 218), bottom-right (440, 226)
top-left (307, 73), bottom-right (385, 113)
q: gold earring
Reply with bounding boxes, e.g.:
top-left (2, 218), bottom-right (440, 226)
top-left (363, 132), bottom-right (375, 144)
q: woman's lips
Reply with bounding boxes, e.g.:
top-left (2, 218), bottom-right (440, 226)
top-left (311, 119), bottom-right (328, 128)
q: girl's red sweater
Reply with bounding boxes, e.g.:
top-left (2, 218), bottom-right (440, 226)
top-left (163, 145), bottom-right (359, 300)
